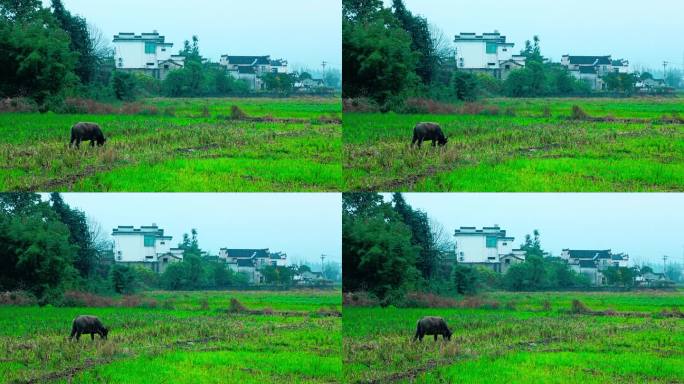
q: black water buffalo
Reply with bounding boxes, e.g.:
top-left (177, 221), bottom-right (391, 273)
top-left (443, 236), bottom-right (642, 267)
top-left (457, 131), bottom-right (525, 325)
top-left (70, 315), bottom-right (108, 341)
top-left (70, 122), bottom-right (106, 148)
top-left (414, 316), bottom-right (452, 342)
top-left (411, 122), bottom-right (447, 148)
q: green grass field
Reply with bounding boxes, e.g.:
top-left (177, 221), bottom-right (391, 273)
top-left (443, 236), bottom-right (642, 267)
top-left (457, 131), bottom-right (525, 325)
top-left (0, 97), bottom-right (341, 191)
top-left (344, 97), bottom-right (684, 191)
top-left (0, 290), bottom-right (341, 384)
top-left (343, 291), bottom-right (684, 383)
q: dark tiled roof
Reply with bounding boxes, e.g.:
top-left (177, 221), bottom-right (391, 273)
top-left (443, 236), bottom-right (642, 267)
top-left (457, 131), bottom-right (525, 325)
top-left (225, 55), bottom-right (270, 65)
top-left (579, 66), bottom-right (597, 74)
top-left (238, 66), bottom-right (256, 74)
top-left (225, 249), bottom-right (269, 258)
top-left (567, 250), bottom-right (611, 259)
top-left (567, 56), bottom-right (611, 65)
top-left (237, 259), bottom-right (254, 267)
top-left (579, 260), bottom-right (596, 268)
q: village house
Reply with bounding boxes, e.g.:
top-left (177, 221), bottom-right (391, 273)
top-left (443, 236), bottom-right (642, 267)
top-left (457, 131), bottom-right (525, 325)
top-left (111, 225), bottom-right (184, 273)
top-left (113, 32), bottom-right (186, 80)
top-left (217, 248), bottom-right (288, 284)
top-left (453, 32), bottom-right (526, 80)
top-left (560, 55), bottom-right (630, 90)
top-left (295, 78), bottom-right (326, 91)
top-left (560, 249), bottom-right (629, 286)
top-left (635, 271), bottom-right (674, 288)
top-left (453, 226), bottom-right (527, 273)
top-left (218, 55), bottom-right (289, 90)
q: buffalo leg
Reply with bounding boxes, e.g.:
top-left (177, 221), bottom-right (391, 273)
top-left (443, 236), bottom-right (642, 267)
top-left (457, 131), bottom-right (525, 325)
top-left (70, 137), bottom-right (76, 148)
top-left (90, 140), bottom-right (95, 147)
top-left (91, 333), bottom-right (94, 341)
top-left (418, 138), bottom-right (424, 148)
top-left (434, 335), bottom-right (437, 341)
top-left (75, 332), bottom-right (81, 341)
top-left (76, 138), bottom-right (81, 149)
top-left (411, 136), bottom-right (418, 147)
top-left (432, 140), bottom-right (437, 147)
top-left (69, 327), bottom-right (76, 340)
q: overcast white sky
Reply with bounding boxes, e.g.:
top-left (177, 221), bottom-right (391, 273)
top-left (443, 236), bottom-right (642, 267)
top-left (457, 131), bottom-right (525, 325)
top-left (389, 193), bottom-right (684, 266)
top-left (385, 0), bottom-right (684, 71)
top-left (49, 193), bottom-right (341, 266)
top-left (43, 0), bottom-right (342, 70)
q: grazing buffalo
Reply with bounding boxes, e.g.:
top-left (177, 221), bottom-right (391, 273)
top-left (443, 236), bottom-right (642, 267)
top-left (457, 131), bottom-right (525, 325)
top-left (70, 122), bottom-right (106, 148)
top-left (70, 315), bottom-right (108, 341)
top-left (414, 316), bottom-right (452, 342)
top-left (411, 122), bottom-right (448, 148)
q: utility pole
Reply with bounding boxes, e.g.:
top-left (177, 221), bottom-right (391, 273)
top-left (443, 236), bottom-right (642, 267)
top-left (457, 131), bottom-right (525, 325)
top-left (663, 61), bottom-right (669, 79)
top-left (320, 254), bottom-right (326, 276)
top-left (662, 255), bottom-right (668, 275)
top-left (321, 61), bottom-right (328, 73)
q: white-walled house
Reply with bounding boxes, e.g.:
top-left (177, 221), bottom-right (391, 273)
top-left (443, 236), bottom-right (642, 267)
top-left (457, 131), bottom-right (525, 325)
top-left (560, 55), bottom-right (631, 90)
top-left (454, 226), bottom-right (526, 273)
top-left (560, 249), bottom-right (630, 286)
top-left (113, 32), bottom-right (185, 80)
top-left (111, 225), bottom-right (184, 273)
top-left (218, 55), bottom-right (289, 90)
top-left (454, 32), bottom-right (526, 80)
top-left (217, 248), bottom-right (288, 284)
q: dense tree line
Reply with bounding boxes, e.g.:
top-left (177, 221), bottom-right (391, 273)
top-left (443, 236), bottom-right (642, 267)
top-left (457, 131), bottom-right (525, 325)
top-left (0, 193), bottom-right (107, 303)
top-left (0, 193), bottom-right (308, 304)
top-left (0, 2), bottom-right (340, 109)
top-left (343, 193), bottom-right (595, 305)
top-left (343, 193), bottom-right (452, 304)
top-left (343, 0), bottom-right (658, 110)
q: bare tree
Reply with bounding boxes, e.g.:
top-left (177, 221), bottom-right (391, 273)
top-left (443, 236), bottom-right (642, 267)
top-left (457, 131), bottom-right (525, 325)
top-left (429, 23), bottom-right (454, 63)
top-left (88, 22), bottom-right (114, 61)
top-left (87, 216), bottom-right (112, 256)
top-left (429, 218), bottom-right (453, 254)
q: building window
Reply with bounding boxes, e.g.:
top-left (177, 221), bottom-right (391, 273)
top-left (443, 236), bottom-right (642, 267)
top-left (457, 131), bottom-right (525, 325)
top-left (145, 42), bottom-right (156, 54)
top-left (144, 236), bottom-right (155, 247)
top-left (486, 236), bottom-right (498, 248)
top-left (502, 242), bottom-right (507, 246)
top-left (486, 42), bottom-right (497, 54)
top-left (505, 259), bottom-right (511, 264)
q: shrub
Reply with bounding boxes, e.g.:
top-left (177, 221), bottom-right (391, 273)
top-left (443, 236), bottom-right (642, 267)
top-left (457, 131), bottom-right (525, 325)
top-left (120, 103), bottom-right (142, 115)
top-left (139, 106), bottom-right (159, 116)
top-left (570, 105), bottom-right (589, 120)
top-left (61, 291), bottom-right (115, 307)
top-left (230, 105), bottom-right (248, 120)
top-left (402, 292), bottom-right (458, 308)
top-left (401, 98), bottom-right (457, 114)
top-left (0, 291), bottom-right (37, 306)
top-left (571, 299), bottom-right (590, 314)
top-left (342, 97), bottom-right (380, 113)
top-left (199, 297), bottom-right (209, 311)
top-left (163, 106), bottom-right (176, 117)
top-left (120, 295), bottom-right (142, 307)
top-left (453, 71), bottom-right (479, 101)
top-left (61, 98), bottom-right (115, 114)
top-left (342, 291), bottom-right (380, 307)
top-left (0, 98), bottom-right (38, 113)
top-left (228, 298), bottom-right (248, 313)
